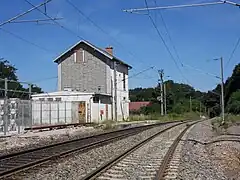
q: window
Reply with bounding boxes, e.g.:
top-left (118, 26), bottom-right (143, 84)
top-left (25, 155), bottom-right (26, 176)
top-left (123, 73), bottom-right (126, 91)
top-left (93, 96), bottom-right (99, 103)
top-left (39, 98), bottom-right (45, 101)
top-left (123, 97), bottom-right (126, 101)
top-left (74, 49), bottom-right (85, 63)
top-left (11, 103), bottom-right (15, 109)
top-left (55, 97), bottom-right (61, 101)
top-left (47, 98), bottom-right (53, 101)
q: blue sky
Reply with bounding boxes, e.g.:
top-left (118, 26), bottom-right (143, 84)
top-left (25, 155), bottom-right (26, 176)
top-left (1, 0), bottom-right (240, 92)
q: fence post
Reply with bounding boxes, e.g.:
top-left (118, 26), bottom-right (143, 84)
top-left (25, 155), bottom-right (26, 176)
top-left (57, 101), bottom-right (60, 124)
top-left (49, 102), bottom-right (51, 124)
top-left (40, 101), bottom-right (42, 125)
top-left (29, 84), bottom-right (32, 128)
top-left (21, 104), bottom-right (24, 128)
top-left (4, 78), bottom-right (8, 135)
top-left (64, 101), bottom-right (67, 124)
top-left (17, 99), bottom-right (20, 134)
top-left (3, 99), bottom-right (8, 135)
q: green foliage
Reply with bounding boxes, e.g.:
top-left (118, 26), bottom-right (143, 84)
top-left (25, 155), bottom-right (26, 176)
top-left (225, 64), bottom-right (240, 105)
top-left (129, 80), bottom-right (206, 115)
top-left (227, 90), bottom-right (240, 114)
top-left (0, 60), bottom-right (43, 98)
top-left (197, 63), bottom-right (240, 117)
top-left (128, 112), bottom-right (200, 122)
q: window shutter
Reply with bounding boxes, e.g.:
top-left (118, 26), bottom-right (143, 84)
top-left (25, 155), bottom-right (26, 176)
top-left (76, 49), bottom-right (84, 63)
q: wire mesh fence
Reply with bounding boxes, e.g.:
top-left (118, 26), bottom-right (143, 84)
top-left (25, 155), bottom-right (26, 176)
top-left (0, 99), bottom-right (80, 136)
top-left (32, 101), bottom-right (79, 125)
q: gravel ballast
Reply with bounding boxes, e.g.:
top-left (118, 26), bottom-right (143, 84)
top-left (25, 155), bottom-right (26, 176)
top-left (0, 120), bottom-right (161, 157)
top-left (0, 126), bottom-right (103, 156)
top-left (96, 124), bottom-right (187, 179)
top-left (177, 120), bottom-right (240, 180)
top-left (10, 122), bottom-right (181, 180)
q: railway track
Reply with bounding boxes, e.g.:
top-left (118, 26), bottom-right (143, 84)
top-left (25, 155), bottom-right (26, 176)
top-left (82, 120), bottom-right (200, 180)
top-left (0, 121), bottom-right (180, 178)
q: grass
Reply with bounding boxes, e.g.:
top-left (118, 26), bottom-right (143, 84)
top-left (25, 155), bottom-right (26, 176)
top-left (128, 112), bottom-right (201, 123)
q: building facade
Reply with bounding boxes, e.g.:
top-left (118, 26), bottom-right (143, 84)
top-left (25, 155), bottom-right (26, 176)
top-left (52, 40), bottom-right (131, 121)
top-left (31, 91), bottom-right (112, 124)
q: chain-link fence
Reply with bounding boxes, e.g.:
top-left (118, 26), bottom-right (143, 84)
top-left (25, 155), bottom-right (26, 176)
top-left (0, 99), bottom-right (80, 136)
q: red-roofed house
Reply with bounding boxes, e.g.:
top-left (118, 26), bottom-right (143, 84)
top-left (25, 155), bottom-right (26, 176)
top-left (129, 101), bottom-right (151, 112)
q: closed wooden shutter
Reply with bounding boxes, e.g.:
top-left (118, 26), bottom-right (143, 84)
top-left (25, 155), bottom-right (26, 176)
top-left (76, 49), bottom-right (84, 63)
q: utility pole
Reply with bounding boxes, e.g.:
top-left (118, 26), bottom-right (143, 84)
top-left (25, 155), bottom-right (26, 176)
top-left (164, 83), bottom-right (167, 115)
top-left (158, 70), bottom-right (164, 116)
top-left (220, 57), bottom-right (225, 124)
top-left (114, 61), bottom-right (118, 121)
top-left (4, 78), bottom-right (8, 135)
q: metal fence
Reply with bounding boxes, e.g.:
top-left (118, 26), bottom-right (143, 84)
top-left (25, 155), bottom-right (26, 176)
top-left (0, 99), bottom-right (79, 136)
top-left (0, 99), bottom-right (31, 136)
top-left (32, 101), bottom-right (79, 125)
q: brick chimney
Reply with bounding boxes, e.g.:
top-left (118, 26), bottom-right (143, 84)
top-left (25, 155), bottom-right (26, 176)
top-left (105, 46), bottom-right (113, 55)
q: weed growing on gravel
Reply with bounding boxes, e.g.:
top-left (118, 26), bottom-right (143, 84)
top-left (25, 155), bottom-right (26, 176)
top-left (211, 115), bottom-right (240, 134)
top-left (101, 120), bottom-right (116, 130)
top-left (128, 112), bottom-right (200, 122)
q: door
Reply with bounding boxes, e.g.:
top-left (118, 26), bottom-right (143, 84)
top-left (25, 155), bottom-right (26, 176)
top-left (78, 101), bottom-right (86, 123)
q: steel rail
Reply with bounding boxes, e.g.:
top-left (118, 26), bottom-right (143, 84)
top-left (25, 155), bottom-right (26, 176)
top-left (0, 121), bottom-right (179, 178)
top-left (155, 122), bottom-right (199, 179)
top-left (81, 121), bottom-right (192, 180)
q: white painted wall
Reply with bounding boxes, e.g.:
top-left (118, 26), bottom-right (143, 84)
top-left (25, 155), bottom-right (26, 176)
top-left (31, 91), bottom-right (112, 124)
top-left (109, 64), bottom-right (130, 121)
top-left (58, 63), bottom-right (62, 91)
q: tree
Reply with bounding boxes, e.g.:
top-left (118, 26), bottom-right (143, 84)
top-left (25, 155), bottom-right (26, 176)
top-left (0, 60), bottom-right (43, 98)
top-left (227, 90), bottom-right (240, 114)
top-left (225, 64), bottom-right (240, 105)
top-left (129, 80), bottom-right (206, 115)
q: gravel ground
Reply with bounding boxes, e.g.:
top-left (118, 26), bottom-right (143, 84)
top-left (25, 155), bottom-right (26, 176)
top-left (9, 122), bottom-right (181, 180)
top-left (96, 124), bottom-right (187, 179)
top-left (177, 119), bottom-right (240, 180)
top-left (0, 120), bottom-right (168, 157)
top-left (0, 126), bottom-right (103, 156)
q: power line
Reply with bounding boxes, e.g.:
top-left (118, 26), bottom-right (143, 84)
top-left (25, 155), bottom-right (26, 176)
top-left (117, 66), bottom-right (155, 84)
top-left (225, 37), bottom-right (240, 68)
top-left (182, 63), bottom-right (220, 79)
top-left (144, 0), bottom-right (191, 85)
top-left (0, 27), bottom-right (55, 54)
top-left (65, 0), bottom-right (149, 68)
top-left (31, 76), bottom-right (58, 83)
top-left (124, 1), bottom-right (225, 12)
top-left (153, 0), bottom-right (182, 65)
top-left (24, 0), bottom-right (85, 40)
top-left (8, 17), bottom-right (63, 24)
top-left (0, 0), bottom-right (53, 27)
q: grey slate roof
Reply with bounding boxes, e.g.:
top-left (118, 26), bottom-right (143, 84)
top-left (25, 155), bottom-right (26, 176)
top-left (53, 40), bottom-right (132, 69)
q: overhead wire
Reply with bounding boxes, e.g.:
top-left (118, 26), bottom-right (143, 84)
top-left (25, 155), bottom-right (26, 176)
top-left (0, 0), bottom-right (53, 27)
top-left (153, 0), bottom-right (182, 65)
top-left (23, 0), bottom-right (85, 40)
top-left (225, 36), bottom-right (240, 68)
top-left (0, 27), bottom-right (55, 54)
top-left (117, 66), bottom-right (155, 84)
top-left (144, 0), bottom-right (192, 85)
top-left (24, 0), bottom-right (155, 75)
top-left (64, 0), bottom-right (155, 72)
